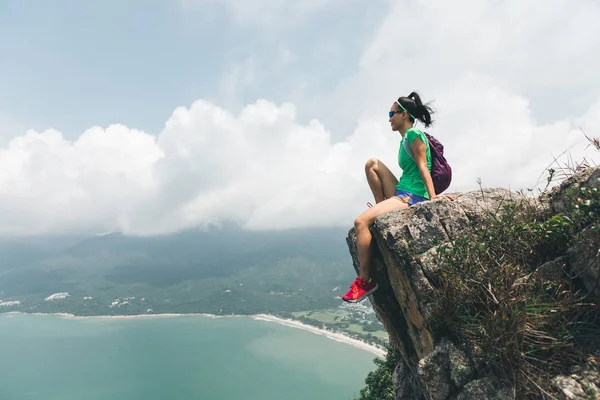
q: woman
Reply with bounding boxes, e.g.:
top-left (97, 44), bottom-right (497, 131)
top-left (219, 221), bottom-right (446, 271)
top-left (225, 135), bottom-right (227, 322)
top-left (342, 92), bottom-right (454, 303)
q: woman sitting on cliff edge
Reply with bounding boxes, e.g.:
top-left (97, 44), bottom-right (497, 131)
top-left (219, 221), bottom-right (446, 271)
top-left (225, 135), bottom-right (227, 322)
top-left (342, 91), bottom-right (454, 303)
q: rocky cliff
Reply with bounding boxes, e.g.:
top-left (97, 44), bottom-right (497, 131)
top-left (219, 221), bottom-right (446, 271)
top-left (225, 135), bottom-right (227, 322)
top-left (347, 167), bottom-right (600, 400)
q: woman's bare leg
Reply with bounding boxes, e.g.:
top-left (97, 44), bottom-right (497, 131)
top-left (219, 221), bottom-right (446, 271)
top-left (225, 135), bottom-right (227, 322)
top-left (354, 197), bottom-right (409, 280)
top-left (365, 158), bottom-right (398, 204)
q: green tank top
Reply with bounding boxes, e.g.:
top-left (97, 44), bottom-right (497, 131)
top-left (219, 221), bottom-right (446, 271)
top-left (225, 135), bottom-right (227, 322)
top-left (396, 127), bottom-right (432, 199)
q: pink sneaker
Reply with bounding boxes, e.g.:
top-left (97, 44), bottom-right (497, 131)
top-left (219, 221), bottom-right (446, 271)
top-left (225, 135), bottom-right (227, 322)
top-left (342, 277), bottom-right (379, 302)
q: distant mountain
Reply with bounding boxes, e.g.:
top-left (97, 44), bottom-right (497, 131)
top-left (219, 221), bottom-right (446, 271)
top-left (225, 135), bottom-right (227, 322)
top-left (0, 226), bottom-right (356, 315)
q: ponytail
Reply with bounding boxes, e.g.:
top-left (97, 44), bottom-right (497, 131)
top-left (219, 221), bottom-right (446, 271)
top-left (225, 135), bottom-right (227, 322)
top-left (397, 91), bottom-right (435, 128)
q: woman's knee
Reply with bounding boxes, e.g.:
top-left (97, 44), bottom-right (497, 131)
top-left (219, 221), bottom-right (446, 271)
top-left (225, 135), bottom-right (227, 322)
top-left (354, 215), bottom-right (371, 231)
top-left (365, 158), bottom-right (380, 172)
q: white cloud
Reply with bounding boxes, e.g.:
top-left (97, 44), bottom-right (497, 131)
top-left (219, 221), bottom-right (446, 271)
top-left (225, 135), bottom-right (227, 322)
top-left (0, 99), bottom-right (390, 235)
top-left (0, 95), bottom-right (597, 236)
top-left (0, 125), bottom-right (163, 235)
top-left (302, 0), bottom-right (600, 138)
top-left (0, 0), bottom-right (599, 236)
top-left (121, 99), bottom-right (392, 234)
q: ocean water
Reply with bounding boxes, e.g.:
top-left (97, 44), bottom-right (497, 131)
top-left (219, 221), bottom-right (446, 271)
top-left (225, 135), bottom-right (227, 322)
top-left (0, 314), bottom-right (378, 400)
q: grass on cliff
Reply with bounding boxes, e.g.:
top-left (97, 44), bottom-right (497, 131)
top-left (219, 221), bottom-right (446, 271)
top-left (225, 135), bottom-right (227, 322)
top-left (430, 162), bottom-right (600, 398)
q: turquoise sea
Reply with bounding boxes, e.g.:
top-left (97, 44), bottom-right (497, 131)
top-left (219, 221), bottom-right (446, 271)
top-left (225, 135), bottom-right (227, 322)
top-left (0, 314), bottom-right (377, 400)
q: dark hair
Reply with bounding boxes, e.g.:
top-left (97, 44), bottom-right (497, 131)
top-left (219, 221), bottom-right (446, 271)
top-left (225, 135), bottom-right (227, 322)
top-left (397, 91), bottom-right (435, 128)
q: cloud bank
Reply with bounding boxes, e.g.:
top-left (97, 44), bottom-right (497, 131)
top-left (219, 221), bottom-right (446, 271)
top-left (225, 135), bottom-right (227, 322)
top-left (0, 0), bottom-right (598, 236)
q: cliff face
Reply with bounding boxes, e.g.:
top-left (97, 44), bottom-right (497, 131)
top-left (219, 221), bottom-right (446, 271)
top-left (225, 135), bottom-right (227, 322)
top-left (346, 167), bottom-right (600, 400)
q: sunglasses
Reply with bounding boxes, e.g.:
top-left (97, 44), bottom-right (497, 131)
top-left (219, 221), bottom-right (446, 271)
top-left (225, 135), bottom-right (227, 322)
top-left (389, 101), bottom-right (415, 119)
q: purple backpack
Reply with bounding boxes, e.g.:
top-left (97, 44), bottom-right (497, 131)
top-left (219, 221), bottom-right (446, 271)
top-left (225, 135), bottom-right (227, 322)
top-left (403, 132), bottom-right (452, 194)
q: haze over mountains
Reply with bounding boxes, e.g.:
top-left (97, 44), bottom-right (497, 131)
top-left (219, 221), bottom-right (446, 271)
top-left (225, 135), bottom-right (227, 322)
top-left (0, 226), bottom-right (356, 315)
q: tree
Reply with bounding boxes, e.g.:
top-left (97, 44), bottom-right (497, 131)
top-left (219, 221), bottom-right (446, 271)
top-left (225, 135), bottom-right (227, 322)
top-left (353, 347), bottom-right (397, 400)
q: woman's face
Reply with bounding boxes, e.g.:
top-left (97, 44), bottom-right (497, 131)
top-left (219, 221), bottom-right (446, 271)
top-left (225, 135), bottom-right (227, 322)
top-left (388, 103), bottom-right (406, 132)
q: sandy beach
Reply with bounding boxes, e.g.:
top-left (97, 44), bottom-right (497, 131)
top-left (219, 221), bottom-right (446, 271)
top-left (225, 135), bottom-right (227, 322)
top-left (252, 314), bottom-right (387, 358)
top-left (2, 311), bottom-right (387, 357)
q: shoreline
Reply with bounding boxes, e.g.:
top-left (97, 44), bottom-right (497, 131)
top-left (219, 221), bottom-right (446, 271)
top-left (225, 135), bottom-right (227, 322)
top-left (1, 311), bottom-right (387, 358)
top-left (252, 314), bottom-right (386, 358)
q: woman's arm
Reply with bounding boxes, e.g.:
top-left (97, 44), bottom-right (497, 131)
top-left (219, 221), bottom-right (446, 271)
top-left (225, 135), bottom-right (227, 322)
top-left (411, 138), bottom-right (437, 199)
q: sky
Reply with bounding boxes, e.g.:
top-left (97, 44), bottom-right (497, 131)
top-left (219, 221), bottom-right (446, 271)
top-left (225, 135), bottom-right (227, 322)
top-left (0, 0), bottom-right (599, 236)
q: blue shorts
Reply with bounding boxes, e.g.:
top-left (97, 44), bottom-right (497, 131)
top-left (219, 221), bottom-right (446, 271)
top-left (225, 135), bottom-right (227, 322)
top-left (394, 189), bottom-right (428, 206)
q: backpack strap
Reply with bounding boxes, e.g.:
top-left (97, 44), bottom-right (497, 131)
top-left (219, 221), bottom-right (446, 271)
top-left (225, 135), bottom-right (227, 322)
top-left (403, 137), bottom-right (415, 161)
top-left (404, 131), bottom-right (435, 161)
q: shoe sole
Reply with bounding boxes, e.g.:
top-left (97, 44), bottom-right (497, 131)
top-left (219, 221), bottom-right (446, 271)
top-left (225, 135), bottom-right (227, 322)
top-left (342, 284), bottom-right (379, 303)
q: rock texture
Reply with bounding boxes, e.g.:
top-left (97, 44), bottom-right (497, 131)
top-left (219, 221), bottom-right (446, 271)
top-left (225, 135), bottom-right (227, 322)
top-left (346, 167), bottom-right (600, 400)
top-left (551, 366), bottom-right (600, 400)
top-left (347, 188), bottom-right (515, 399)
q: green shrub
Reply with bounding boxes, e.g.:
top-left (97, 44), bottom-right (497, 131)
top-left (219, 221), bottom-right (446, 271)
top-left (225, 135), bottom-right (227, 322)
top-left (431, 176), bottom-right (600, 398)
top-left (353, 347), bottom-right (399, 400)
